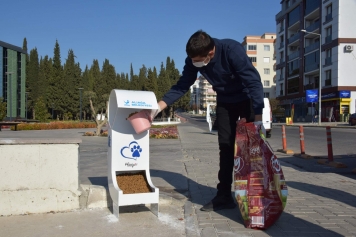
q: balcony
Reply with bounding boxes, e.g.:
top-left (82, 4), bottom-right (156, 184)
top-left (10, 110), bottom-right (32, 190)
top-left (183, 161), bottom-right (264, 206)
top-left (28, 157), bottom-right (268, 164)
top-left (279, 42), bottom-right (285, 49)
top-left (304, 20), bottom-right (320, 33)
top-left (325, 57), bottom-right (332, 66)
top-left (288, 50), bottom-right (300, 61)
top-left (279, 58), bottom-right (285, 64)
top-left (305, 0), bottom-right (320, 15)
top-left (278, 75), bottom-right (284, 81)
top-left (325, 13), bottom-right (332, 22)
top-left (288, 68), bottom-right (300, 77)
top-left (288, 32), bottom-right (300, 44)
top-left (325, 35), bottom-right (332, 43)
top-left (305, 63), bottom-right (319, 72)
top-left (305, 42), bottom-right (319, 54)
top-left (304, 83), bottom-right (316, 90)
top-left (279, 26), bottom-right (284, 33)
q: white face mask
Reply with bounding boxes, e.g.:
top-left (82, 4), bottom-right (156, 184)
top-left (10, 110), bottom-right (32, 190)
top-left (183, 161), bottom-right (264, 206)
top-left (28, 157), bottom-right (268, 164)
top-left (192, 56), bottom-right (210, 68)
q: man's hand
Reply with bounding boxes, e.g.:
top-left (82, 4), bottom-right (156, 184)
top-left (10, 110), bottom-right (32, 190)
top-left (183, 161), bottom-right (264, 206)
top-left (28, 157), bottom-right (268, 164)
top-left (143, 103), bottom-right (163, 122)
top-left (253, 121), bottom-right (266, 138)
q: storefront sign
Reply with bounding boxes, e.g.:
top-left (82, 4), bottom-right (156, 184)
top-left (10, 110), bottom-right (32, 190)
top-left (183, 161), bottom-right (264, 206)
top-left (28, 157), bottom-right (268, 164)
top-left (322, 90), bottom-right (350, 99)
top-left (306, 89), bottom-right (318, 103)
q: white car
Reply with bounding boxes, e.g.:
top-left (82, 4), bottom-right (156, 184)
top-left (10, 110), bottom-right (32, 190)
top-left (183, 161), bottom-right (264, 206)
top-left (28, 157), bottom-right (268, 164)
top-left (263, 98), bottom-right (272, 138)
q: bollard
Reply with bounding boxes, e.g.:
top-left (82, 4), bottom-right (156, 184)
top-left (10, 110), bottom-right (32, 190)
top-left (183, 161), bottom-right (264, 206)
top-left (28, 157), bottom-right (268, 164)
top-left (299, 126), bottom-right (305, 154)
top-left (282, 125), bottom-right (287, 151)
top-left (277, 125), bottom-right (294, 154)
top-left (317, 126), bottom-right (347, 168)
top-left (326, 126), bottom-right (334, 162)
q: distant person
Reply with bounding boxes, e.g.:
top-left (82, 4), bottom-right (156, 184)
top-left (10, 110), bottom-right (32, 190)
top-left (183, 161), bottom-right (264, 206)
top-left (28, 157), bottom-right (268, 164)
top-left (144, 30), bottom-right (264, 211)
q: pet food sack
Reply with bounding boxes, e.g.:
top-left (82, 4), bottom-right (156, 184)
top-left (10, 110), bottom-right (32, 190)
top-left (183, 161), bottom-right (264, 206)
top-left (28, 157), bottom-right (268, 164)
top-left (234, 120), bottom-right (288, 229)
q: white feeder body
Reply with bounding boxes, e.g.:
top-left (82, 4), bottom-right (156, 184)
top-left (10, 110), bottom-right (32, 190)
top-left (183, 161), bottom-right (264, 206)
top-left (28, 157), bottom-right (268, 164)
top-left (107, 89), bottom-right (159, 219)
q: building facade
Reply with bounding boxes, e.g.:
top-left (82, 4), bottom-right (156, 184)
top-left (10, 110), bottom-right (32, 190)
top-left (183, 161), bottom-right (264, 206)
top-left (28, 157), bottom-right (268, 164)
top-left (0, 40), bottom-right (27, 120)
top-left (190, 75), bottom-right (217, 114)
top-left (275, 0), bottom-right (356, 122)
top-left (242, 33), bottom-right (277, 98)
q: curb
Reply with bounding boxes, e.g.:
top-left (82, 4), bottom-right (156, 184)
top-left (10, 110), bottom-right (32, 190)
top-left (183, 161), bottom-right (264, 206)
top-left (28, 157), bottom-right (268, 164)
top-left (316, 159), bottom-right (348, 168)
top-left (277, 149), bottom-right (294, 154)
top-left (293, 153), bottom-right (313, 159)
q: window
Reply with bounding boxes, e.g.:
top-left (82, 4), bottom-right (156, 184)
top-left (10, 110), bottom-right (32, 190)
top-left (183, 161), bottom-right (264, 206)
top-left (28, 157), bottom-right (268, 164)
top-left (287, 77), bottom-right (299, 94)
top-left (249, 57), bottom-right (257, 63)
top-left (264, 45), bottom-right (270, 51)
top-left (248, 45), bottom-right (257, 50)
top-left (325, 49), bottom-right (332, 65)
top-left (264, 68), bottom-right (270, 75)
top-left (325, 26), bottom-right (332, 43)
top-left (263, 57), bottom-right (270, 63)
top-left (325, 70), bottom-right (332, 86)
top-left (264, 80), bottom-right (270, 87)
top-left (326, 4), bottom-right (332, 21)
top-left (264, 92), bottom-right (270, 98)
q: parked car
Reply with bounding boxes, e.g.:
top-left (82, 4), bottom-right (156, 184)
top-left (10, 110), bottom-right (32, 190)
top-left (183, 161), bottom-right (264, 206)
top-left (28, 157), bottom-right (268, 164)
top-left (349, 113), bottom-right (356, 126)
top-left (263, 98), bottom-right (272, 138)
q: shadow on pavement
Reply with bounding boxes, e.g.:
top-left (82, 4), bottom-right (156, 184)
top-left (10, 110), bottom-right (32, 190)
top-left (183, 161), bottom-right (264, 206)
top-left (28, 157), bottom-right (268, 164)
top-left (287, 181), bottom-right (356, 209)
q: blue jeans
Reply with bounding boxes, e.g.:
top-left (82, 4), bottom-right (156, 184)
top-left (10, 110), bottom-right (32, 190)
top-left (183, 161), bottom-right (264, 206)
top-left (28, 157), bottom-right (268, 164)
top-left (216, 100), bottom-right (254, 196)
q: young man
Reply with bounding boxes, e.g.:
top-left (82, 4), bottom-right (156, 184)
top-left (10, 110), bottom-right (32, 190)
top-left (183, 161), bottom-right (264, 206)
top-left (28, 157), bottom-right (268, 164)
top-left (147, 30), bottom-right (264, 211)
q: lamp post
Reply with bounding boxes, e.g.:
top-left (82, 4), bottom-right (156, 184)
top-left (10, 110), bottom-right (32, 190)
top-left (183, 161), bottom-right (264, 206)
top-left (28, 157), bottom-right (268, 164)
top-left (25, 92), bottom-right (29, 120)
top-left (78, 88), bottom-right (83, 121)
top-left (301, 29), bottom-right (322, 125)
top-left (5, 72), bottom-right (14, 121)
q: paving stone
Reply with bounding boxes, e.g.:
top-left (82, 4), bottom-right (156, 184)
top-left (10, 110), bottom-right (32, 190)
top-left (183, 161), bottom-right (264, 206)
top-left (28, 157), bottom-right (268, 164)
top-left (214, 223), bottom-right (232, 233)
top-left (200, 227), bottom-right (218, 237)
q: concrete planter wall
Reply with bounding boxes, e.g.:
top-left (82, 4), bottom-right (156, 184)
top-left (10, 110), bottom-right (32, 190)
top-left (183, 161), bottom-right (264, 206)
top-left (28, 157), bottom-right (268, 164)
top-left (0, 138), bottom-right (81, 216)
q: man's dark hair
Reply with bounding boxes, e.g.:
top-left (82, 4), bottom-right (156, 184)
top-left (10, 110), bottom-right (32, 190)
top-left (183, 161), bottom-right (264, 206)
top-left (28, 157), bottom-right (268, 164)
top-left (186, 30), bottom-right (215, 58)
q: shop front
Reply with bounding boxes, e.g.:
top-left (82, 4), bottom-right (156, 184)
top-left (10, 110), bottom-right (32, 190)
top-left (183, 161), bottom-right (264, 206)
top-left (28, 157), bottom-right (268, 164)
top-left (277, 90), bottom-right (351, 122)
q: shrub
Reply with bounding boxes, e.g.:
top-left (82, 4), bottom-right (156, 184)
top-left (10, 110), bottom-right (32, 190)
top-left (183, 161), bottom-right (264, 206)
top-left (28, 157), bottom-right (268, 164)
top-left (16, 121), bottom-right (96, 130)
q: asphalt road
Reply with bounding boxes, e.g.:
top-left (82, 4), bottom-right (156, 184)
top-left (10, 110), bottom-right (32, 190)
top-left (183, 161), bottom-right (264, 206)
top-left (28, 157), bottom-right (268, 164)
top-left (177, 112), bottom-right (356, 157)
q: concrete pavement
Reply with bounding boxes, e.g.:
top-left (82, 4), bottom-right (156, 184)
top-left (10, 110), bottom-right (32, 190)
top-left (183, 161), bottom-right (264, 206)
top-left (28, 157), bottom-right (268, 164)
top-left (1, 123), bottom-right (356, 236)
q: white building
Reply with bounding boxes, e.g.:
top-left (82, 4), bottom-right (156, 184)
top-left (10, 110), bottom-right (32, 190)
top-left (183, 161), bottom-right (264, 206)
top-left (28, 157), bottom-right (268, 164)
top-left (242, 33), bottom-right (277, 98)
top-left (275, 0), bottom-right (356, 122)
top-left (189, 75), bottom-right (217, 114)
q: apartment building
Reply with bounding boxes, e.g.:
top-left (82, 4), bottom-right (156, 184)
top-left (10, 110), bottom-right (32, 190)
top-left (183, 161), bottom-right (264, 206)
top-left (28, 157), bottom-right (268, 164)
top-left (190, 75), bottom-right (216, 113)
top-left (0, 40), bottom-right (27, 120)
top-left (275, 0), bottom-right (356, 122)
top-left (242, 33), bottom-right (277, 98)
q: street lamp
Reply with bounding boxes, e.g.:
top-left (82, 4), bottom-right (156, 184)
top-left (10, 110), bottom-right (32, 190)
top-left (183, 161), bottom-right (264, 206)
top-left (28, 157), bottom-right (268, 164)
top-left (301, 29), bottom-right (322, 125)
top-left (5, 72), bottom-right (14, 121)
top-left (78, 88), bottom-right (84, 121)
top-left (25, 92), bottom-right (29, 120)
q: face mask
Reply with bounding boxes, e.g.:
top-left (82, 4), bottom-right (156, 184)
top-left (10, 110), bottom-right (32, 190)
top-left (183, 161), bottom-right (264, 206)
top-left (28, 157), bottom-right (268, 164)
top-left (192, 56), bottom-right (210, 68)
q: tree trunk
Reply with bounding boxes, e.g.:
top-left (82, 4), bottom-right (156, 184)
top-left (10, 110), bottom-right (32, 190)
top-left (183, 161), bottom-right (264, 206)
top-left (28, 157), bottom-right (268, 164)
top-left (90, 99), bottom-right (108, 136)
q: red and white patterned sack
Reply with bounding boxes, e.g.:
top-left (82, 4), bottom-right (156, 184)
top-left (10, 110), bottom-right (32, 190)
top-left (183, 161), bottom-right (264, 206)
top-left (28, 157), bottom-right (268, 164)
top-left (234, 119), bottom-right (288, 229)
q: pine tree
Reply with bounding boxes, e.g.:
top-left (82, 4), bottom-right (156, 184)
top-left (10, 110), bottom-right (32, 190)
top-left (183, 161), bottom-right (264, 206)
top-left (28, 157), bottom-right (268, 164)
top-left (48, 40), bottom-right (63, 119)
top-left (146, 67), bottom-right (158, 95)
top-left (26, 48), bottom-right (39, 119)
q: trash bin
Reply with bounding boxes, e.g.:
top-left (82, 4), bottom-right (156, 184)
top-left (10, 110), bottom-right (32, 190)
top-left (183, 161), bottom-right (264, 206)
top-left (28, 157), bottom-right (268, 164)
top-left (107, 89), bottom-right (159, 219)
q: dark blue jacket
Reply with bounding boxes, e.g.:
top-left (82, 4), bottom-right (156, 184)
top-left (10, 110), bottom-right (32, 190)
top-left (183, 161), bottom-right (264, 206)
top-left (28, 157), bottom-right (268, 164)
top-left (162, 38), bottom-right (264, 114)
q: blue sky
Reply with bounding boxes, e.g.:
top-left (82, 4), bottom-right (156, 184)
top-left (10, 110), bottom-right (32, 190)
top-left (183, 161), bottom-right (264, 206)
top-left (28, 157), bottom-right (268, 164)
top-left (1, 0), bottom-right (281, 75)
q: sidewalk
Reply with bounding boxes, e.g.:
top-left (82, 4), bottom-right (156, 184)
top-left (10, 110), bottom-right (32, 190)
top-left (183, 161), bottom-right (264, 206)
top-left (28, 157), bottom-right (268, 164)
top-left (1, 124), bottom-right (356, 236)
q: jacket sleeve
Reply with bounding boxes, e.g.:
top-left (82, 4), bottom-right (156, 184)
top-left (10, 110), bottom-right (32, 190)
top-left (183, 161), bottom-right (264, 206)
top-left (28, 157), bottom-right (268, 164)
top-left (227, 42), bottom-right (264, 115)
top-left (161, 57), bottom-right (198, 106)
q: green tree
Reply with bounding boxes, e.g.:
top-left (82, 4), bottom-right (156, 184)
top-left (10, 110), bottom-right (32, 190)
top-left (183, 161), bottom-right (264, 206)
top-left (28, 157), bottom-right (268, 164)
top-left (48, 40), bottom-right (63, 119)
top-left (26, 48), bottom-right (40, 119)
top-left (34, 97), bottom-right (50, 122)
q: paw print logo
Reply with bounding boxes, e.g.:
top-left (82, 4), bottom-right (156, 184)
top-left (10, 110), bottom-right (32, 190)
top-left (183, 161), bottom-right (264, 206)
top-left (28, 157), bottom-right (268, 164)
top-left (131, 144), bottom-right (142, 158)
top-left (120, 141), bottom-right (143, 160)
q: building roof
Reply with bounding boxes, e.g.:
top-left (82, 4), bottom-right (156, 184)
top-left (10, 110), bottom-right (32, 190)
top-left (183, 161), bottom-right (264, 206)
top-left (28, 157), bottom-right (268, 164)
top-left (0, 40), bottom-right (27, 54)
